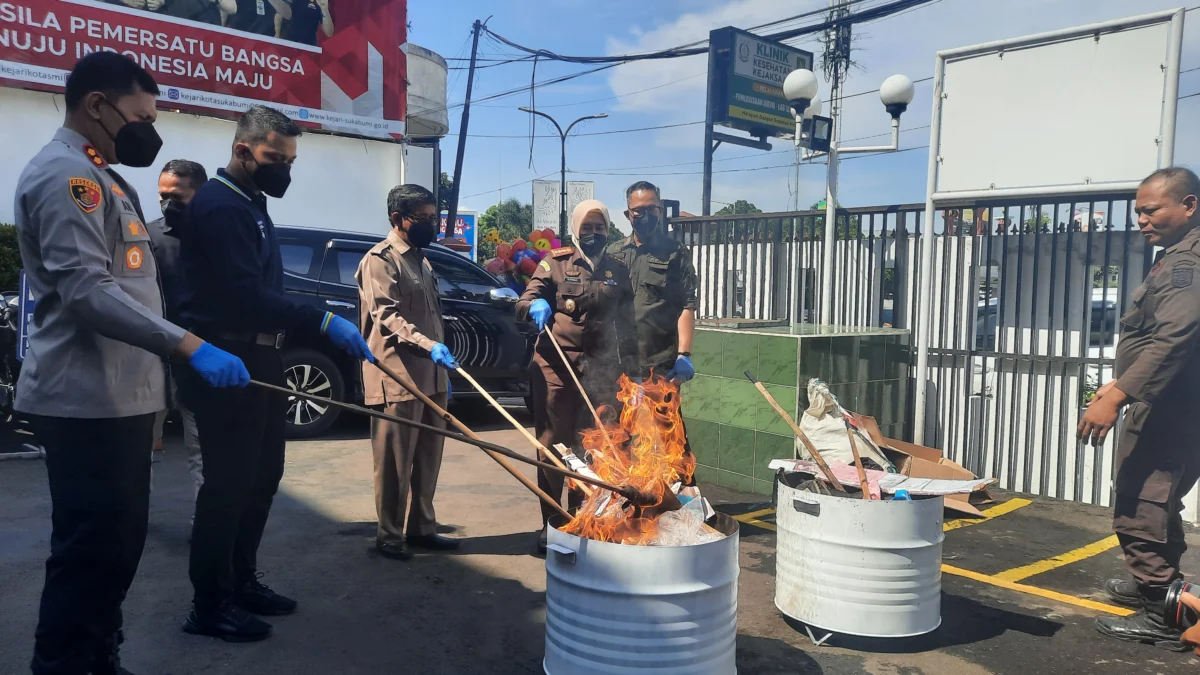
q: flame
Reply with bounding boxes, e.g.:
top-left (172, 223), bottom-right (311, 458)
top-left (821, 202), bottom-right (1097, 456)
top-left (561, 373), bottom-right (696, 545)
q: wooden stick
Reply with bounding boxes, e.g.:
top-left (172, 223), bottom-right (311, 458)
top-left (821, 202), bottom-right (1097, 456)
top-left (368, 361), bottom-right (572, 520)
top-left (452, 364), bottom-right (593, 497)
top-left (744, 370), bottom-right (848, 492)
top-left (541, 327), bottom-right (616, 452)
top-left (845, 427), bottom-right (873, 499)
top-left (253, 379), bottom-right (627, 498)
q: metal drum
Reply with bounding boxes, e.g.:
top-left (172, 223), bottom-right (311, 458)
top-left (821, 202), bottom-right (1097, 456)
top-left (775, 474), bottom-right (944, 638)
top-left (544, 513), bottom-right (740, 675)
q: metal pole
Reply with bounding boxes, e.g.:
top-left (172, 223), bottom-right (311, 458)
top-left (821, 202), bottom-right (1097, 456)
top-left (446, 19), bottom-right (482, 233)
top-left (792, 114), bottom-right (803, 325)
top-left (820, 144), bottom-right (839, 325)
top-left (913, 52), bottom-right (947, 446)
top-left (702, 41), bottom-right (717, 216)
top-left (559, 130), bottom-right (567, 242)
top-left (1160, 8), bottom-right (1185, 168)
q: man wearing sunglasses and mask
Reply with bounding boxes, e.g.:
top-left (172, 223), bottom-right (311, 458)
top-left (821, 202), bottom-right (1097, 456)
top-left (606, 181), bottom-right (698, 384)
top-left (175, 105), bottom-right (374, 642)
top-left (14, 52), bottom-right (249, 675)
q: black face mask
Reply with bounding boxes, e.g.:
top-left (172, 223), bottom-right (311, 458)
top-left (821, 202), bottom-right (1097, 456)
top-left (243, 157), bottom-right (293, 199)
top-left (405, 218), bottom-right (436, 249)
top-left (632, 212), bottom-right (660, 238)
top-left (100, 100), bottom-right (162, 168)
top-left (579, 232), bottom-right (607, 256)
top-left (160, 198), bottom-right (185, 232)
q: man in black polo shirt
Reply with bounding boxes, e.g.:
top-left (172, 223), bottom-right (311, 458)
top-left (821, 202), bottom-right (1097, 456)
top-left (176, 105), bottom-right (373, 642)
top-left (227, 0), bottom-right (291, 37)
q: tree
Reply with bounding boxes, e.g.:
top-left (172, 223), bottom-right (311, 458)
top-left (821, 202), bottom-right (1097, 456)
top-left (438, 172), bottom-right (454, 213)
top-left (478, 198), bottom-right (534, 260)
top-left (715, 200), bottom-right (762, 216)
top-left (803, 200), bottom-right (861, 239)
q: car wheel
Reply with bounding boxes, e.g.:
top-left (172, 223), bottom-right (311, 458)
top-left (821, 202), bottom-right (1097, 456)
top-left (283, 348), bottom-right (345, 438)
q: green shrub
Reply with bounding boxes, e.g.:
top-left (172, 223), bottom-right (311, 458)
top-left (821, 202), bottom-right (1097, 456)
top-left (0, 224), bottom-right (20, 291)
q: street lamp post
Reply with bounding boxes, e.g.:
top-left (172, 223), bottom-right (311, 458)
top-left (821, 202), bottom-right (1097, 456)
top-left (783, 70), bottom-right (915, 326)
top-left (519, 107), bottom-right (608, 242)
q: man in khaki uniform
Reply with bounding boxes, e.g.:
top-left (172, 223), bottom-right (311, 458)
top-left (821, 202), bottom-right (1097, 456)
top-left (357, 184), bottom-right (461, 561)
top-left (517, 200), bottom-right (639, 552)
top-left (1084, 168), bottom-right (1200, 649)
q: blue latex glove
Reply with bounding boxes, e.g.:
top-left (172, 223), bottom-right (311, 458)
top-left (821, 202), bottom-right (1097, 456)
top-left (188, 342), bottom-right (250, 388)
top-left (529, 298), bottom-right (552, 330)
top-left (430, 343), bottom-right (460, 370)
top-left (666, 355), bottom-right (695, 383)
top-left (323, 313), bottom-right (375, 363)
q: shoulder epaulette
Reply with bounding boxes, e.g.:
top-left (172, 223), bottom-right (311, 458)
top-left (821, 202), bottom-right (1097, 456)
top-left (551, 246), bottom-right (575, 258)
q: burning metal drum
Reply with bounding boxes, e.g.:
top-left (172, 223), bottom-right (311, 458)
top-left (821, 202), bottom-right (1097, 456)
top-left (543, 513), bottom-right (740, 675)
top-left (775, 474), bottom-right (944, 638)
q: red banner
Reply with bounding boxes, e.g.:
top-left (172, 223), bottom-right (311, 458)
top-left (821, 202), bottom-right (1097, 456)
top-left (0, 0), bottom-right (405, 138)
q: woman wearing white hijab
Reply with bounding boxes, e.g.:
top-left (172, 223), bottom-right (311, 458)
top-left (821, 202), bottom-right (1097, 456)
top-left (516, 199), bottom-right (639, 553)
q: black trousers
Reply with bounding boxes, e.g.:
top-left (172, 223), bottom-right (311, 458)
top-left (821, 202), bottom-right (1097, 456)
top-left (27, 413), bottom-right (156, 675)
top-left (177, 341), bottom-right (286, 609)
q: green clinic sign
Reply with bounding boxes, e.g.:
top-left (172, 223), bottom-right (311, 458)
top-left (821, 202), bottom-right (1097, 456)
top-left (709, 27), bottom-right (814, 138)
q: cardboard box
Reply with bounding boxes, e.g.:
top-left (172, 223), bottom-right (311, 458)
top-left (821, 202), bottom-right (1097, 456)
top-left (854, 414), bottom-right (993, 518)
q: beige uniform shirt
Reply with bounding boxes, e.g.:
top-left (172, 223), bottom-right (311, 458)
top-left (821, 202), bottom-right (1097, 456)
top-left (356, 228), bottom-right (446, 405)
top-left (13, 128), bottom-right (184, 418)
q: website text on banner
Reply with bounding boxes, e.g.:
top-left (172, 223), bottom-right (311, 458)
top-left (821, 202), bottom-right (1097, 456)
top-left (0, 0), bottom-right (406, 139)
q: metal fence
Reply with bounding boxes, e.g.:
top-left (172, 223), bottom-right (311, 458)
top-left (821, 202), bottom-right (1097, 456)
top-left (670, 191), bottom-right (1146, 507)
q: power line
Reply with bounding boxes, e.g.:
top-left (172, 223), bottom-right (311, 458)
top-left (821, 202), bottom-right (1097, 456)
top-left (478, 72), bottom-right (707, 109)
top-left (444, 120), bottom-right (701, 138)
top-left (458, 171), bottom-right (559, 201)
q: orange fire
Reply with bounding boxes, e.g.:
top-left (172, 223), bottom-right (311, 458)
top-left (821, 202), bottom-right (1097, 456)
top-left (561, 373), bottom-right (696, 545)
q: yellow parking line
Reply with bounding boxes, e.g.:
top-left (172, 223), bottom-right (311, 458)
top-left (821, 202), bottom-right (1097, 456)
top-left (942, 564), bottom-right (1134, 616)
top-left (993, 535), bottom-right (1121, 582)
top-left (732, 508), bottom-right (777, 532)
top-left (943, 497), bottom-right (1032, 532)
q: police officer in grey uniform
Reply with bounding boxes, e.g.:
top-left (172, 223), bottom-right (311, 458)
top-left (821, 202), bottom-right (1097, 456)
top-left (14, 52), bottom-right (249, 675)
top-left (1082, 167), bottom-right (1200, 650)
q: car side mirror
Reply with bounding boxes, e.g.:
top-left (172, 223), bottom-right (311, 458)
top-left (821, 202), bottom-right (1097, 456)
top-left (488, 288), bottom-right (519, 305)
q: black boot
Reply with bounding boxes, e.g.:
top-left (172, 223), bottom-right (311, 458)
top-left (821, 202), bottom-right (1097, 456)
top-left (1104, 578), bottom-right (1141, 609)
top-left (1096, 594), bottom-right (1188, 651)
top-left (90, 630), bottom-right (136, 675)
top-left (183, 602), bottom-right (273, 643)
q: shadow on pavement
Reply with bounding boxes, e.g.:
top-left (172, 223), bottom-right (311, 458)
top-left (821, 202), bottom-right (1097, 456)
top-left (781, 591), bottom-right (1063, 654)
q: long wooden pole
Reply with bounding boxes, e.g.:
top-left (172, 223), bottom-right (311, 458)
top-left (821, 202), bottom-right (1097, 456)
top-left (845, 428), bottom-right (872, 499)
top-left (542, 327), bottom-right (615, 452)
top-left (368, 361), bottom-right (571, 520)
top-left (253, 380), bottom-right (625, 497)
top-left (452, 365), bottom-right (592, 497)
top-left (744, 371), bottom-right (847, 492)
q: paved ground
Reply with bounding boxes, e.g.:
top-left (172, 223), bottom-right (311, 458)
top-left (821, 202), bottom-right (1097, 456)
top-left (2, 403), bottom-right (1199, 674)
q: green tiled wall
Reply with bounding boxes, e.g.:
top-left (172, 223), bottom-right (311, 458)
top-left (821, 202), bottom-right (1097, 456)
top-left (682, 329), bottom-right (799, 497)
top-left (683, 327), bottom-right (913, 496)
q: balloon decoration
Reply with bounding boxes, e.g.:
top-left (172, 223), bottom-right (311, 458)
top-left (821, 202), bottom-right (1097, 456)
top-left (484, 227), bottom-right (562, 292)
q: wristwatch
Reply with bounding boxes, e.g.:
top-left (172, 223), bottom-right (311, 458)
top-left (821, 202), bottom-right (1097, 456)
top-left (678, 352), bottom-right (691, 358)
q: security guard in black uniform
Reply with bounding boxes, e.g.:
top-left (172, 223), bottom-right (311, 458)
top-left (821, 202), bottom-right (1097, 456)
top-left (176, 105), bottom-right (374, 642)
top-left (14, 53), bottom-right (249, 675)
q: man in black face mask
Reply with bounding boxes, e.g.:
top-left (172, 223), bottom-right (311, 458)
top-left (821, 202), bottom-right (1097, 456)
top-left (147, 159), bottom-right (207, 506)
top-left (15, 52), bottom-right (249, 675)
top-left (176, 105), bottom-right (374, 642)
top-left (356, 185), bottom-right (462, 561)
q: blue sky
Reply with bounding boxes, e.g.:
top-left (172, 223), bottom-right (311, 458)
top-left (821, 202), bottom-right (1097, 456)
top-left (407, 0), bottom-right (1200, 234)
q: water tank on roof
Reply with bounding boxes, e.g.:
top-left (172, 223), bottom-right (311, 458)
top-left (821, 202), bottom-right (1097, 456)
top-left (404, 43), bottom-right (448, 139)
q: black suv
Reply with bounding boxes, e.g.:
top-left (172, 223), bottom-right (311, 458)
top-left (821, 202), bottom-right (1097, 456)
top-left (277, 226), bottom-right (536, 437)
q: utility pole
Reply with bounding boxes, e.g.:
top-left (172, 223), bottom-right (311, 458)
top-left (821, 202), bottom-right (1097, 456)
top-left (446, 19), bottom-right (482, 234)
top-left (519, 107), bottom-right (607, 241)
top-left (819, 0), bottom-right (852, 325)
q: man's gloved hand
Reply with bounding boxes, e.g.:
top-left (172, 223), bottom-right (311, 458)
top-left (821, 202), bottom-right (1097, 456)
top-left (322, 313), bottom-right (375, 363)
top-left (189, 343), bottom-right (250, 388)
top-left (430, 343), bottom-right (460, 370)
top-left (529, 299), bottom-right (552, 330)
top-left (666, 355), bottom-right (695, 383)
